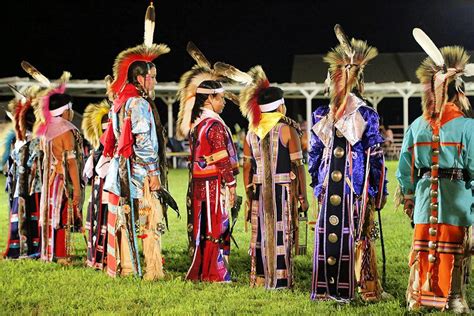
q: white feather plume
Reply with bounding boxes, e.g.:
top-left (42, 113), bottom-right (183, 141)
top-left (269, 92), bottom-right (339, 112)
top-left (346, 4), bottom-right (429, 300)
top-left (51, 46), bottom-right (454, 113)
top-left (144, 2), bottom-right (155, 47)
top-left (463, 63), bottom-right (474, 77)
top-left (412, 28), bottom-right (444, 67)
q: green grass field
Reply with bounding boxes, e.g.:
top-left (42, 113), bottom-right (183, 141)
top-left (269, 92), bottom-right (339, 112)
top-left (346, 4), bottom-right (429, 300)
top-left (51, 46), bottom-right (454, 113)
top-left (0, 161), bottom-right (471, 314)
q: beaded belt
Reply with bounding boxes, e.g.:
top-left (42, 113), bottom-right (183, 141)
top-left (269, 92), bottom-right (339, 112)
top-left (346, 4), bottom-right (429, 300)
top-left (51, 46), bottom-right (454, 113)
top-left (200, 235), bottom-right (223, 244)
top-left (418, 168), bottom-right (469, 181)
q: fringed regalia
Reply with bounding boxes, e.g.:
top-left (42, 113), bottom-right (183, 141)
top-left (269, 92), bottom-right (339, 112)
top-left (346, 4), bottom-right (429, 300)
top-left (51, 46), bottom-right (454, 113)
top-left (35, 83), bottom-right (85, 262)
top-left (184, 109), bottom-right (239, 282)
top-left (4, 86), bottom-right (43, 259)
top-left (309, 26), bottom-right (387, 302)
top-left (176, 42), bottom-right (250, 282)
top-left (102, 2), bottom-right (170, 280)
top-left (239, 65), bottom-right (308, 289)
top-left (103, 86), bottom-right (168, 279)
top-left (398, 31), bottom-right (474, 313)
top-left (82, 100), bottom-right (111, 269)
top-left (247, 120), bottom-right (302, 289)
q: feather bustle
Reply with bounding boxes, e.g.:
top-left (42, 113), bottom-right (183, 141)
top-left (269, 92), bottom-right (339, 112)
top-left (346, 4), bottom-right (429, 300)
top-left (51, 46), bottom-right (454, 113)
top-left (176, 67), bottom-right (218, 139)
top-left (176, 42), bottom-right (249, 139)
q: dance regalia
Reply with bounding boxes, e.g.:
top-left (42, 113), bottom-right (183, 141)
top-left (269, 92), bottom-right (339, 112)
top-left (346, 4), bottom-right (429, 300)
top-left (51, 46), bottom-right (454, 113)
top-left (309, 95), bottom-right (387, 300)
top-left (103, 84), bottom-right (167, 279)
top-left (19, 65), bottom-right (85, 263)
top-left (84, 147), bottom-right (110, 269)
top-left (102, 2), bottom-right (170, 279)
top-left (175, 42), bottom-right (252, 282)
top-left (185, 108), bottom-right (239, 282)
top-left (398, 105), bottom-right (474, 310)
top-left (309, 27), bottom-right (387, 302)
top-left (239, 66), bottom-right (307, 289)
top-left (5, 137), bottom-right (42, 259)
top-left (397, 38), bottom-right (474, 312)
top-left (5, 134), bottom-right (41, 259)
top-left (4, 89), bottom-right (43, 258)
top-left (82, 100), bottom-right (110, 269)
top-left (247, 116), bottom-right (303, 289)
top-left (40, 119), bottom-right (84, 262)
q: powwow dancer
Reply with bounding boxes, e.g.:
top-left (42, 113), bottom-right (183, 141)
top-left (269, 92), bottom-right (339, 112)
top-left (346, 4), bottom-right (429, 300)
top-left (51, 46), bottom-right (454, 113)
top-left (22, 62), bottom-right (85, 265)
top-left (240, 65), bottom-right (309, 289)
top-left (397, 28), bottom-right (474, 313)
top-left (102, 2), bottom-right (171, 280)
top-left (82, 96), bottom-right (111, 270)
top-left (309, 25), bottom-right (388, 302)
top-left (176, 42), bottom-right (250, 282)
top-left (4, 85), bottom-right (43, 259)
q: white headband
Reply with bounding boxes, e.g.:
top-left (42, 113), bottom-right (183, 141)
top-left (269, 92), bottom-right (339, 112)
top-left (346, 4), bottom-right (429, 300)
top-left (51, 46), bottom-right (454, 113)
top-left (196, 87), bottom-right (225, 94)
top-left (259, 98), bottom-right (284, 112)
top-left (50, 102), bottom-right (72, 117)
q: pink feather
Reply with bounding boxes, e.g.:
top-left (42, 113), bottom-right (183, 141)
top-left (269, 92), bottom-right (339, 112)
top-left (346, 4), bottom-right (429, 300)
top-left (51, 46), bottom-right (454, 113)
top-left (36, 84), bottom-right (66, 136)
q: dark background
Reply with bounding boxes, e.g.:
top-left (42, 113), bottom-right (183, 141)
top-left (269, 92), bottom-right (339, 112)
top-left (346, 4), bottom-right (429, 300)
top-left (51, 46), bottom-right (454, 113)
top-left (2, 0), bottom-right (474, 130)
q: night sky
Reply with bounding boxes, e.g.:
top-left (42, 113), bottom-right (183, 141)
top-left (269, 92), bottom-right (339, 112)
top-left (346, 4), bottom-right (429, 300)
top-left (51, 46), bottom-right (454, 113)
top-left (2, 0), bottom-right (474, 128)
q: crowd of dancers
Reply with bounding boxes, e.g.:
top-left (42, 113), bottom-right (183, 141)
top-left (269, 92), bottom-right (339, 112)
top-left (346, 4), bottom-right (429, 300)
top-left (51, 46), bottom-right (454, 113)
top-left (2, 2), bottom-right (473, 313)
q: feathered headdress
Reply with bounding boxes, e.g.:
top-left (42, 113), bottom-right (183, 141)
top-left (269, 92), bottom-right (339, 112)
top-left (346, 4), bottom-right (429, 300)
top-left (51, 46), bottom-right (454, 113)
top-left (413, 28), bottom-right (474, 118)
top-left (238, 65), bottom-right (271, 129)
top-left (324, 24), bottom-right (378, 114)
top-left (109, 2), bottom-right (170, 95)
top-left (7, 84), bottom-right (41, 141)
top-left (175, 41), bottom-right (251, 139)
top-left (21, 60), bottom-right (72, 136)
top-left (21, 61), bottom-right (71, 132)
top-left (81, 100), bottom-right (111, 150)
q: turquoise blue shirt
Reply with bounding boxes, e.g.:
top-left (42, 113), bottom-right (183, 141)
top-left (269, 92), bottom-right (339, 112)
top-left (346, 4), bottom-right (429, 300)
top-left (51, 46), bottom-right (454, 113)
top-left (396, 115), bottom-right (474, 227)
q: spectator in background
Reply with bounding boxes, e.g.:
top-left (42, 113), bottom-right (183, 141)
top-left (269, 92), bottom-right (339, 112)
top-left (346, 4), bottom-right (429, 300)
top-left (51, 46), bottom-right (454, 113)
top-left (379, 123), bottom-right (394, 155)
top-left (299, 120), bottom-right (309, 160)
top-left (233, 123), bottom-right (246, 165)
top-left (379, 117), bottom-right (394, 157)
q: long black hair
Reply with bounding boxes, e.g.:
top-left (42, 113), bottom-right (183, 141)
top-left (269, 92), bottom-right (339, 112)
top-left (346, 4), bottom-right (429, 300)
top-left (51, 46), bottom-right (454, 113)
top-left (190, 80), bottom-right (223, 123)
top-left (127, 60), bottom-right (155, 95)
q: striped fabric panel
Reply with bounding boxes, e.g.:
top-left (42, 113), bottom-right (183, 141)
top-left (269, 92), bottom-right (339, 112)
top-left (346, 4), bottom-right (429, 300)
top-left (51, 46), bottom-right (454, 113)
top-left (276, 246), bottom-right (287, 255)
top-left (106, 198), bottom-right (118, 278)
top-left (414, 240), bottom-right (464, 254)
top-left (419, 295), bottom-right (448, 309)
top-left (252, 173), bottom-right (290, 184)
top-left (276, 269), bottom-right (288, 279)
top-left (276, 221), bottom-right (284, 231)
